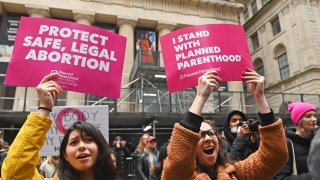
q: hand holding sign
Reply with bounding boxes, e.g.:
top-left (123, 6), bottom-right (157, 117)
top-left (242, 68), bottom-right (265, 98)
top-left (160, 24), bottom-right (253, 92)
top-left (5, 17), bottom-right (127, 98)
top-left (36, 73), bottom-right (62, 116)
top-left (196, 71), bottom-right (221, 101)
top-left (189, 71), bottom-right (221, 116)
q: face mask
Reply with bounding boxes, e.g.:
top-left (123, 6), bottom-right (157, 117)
top-left (230, 126), bottom-right (240, 133)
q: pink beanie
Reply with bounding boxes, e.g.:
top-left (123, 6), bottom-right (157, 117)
top-left (288, 102), bottom-right (316, 125)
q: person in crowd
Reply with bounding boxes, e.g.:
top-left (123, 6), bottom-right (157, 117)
top-left (135, 134), bottom-right (150, 155)
top-left (0, 139), bottom-right (7, 177)
top-left (229, 119), bottom-right (260, 160)
top-left (39, 156), bottom-right (59, 178)
top-left (274, 102), bottom-right (317, 179)
top-left (126, 138), bottom-right (136, 154)
top-left (137, 136), bottom-right (159, 180)
top-left (3, 142), bottom-right (9, 152)
top-left (133, 133), bottom-right (150, 180)
top-left (162, 68), bottom-right (288, 179)
top-left (154, 141), bottom-right (168, 180)
top-left (222, 109), bottom-right (247, 150)
top-left (112, 136), bottom-right (131, 179)
top-left (1, 73), bottom-right (119, 180)
top-left (308, 126), bottom-right (319, 180)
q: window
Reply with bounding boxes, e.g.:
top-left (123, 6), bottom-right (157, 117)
top-left (272, 17), bottom-right (281, 36)
top-left (243, 8), bottom-right (249, 22)
top-left (0, 86), bottom-right (15, 110)
top-left (0, 62), bottom-right (9, 84)
top-left (251, 32), bottom-right (260, 51)
top-left (254, 59), bottom-right (265, 76)
top-left (256, 65), bottom-right (265, 76)
top-left (262, 0), bottom-right (269, 6)
top-left (0, 62), bottom-right (16, 110)
top-left (278, 52), bottom-right (290, 80)
top-left (56, 91), bottom-right (67, 106)
top-left (252, 1), bottom-right (258, 15)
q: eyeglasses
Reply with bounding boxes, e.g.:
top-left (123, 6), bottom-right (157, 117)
top-left (200, 129), bottom-right (216, 139)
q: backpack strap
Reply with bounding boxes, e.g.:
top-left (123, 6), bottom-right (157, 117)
top-left (287, 138), bottom-right (297, 175)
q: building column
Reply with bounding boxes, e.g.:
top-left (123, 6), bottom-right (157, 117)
top-left (65, 12), bottom-right (95, 106)
top-left (227, 82), bottom-right (246, 112)
top-left (117, 17), bottom-right (137, 86)
top-left (26, 5), bottom-right (50, 18)
top-left (156, 22), bottom-right (176, 67)
top-left (13, 6), bottom-right (50, 111)
top-left (0, 3), bottom-right (4, 16)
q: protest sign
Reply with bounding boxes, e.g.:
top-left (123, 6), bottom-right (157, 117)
top-left (160, 24), bottom-right (253, 92)
top-left (31, 105), bottom-right (109, 156)
top-left (4, 17), bottom-right (126, 98)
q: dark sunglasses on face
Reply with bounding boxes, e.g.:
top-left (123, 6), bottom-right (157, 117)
top-left (200, 129), bottom-right (216, 139)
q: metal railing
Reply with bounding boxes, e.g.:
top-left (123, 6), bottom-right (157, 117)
top-left (1, 89), bottom-right (320, 116)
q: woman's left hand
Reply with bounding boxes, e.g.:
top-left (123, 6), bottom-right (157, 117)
top-left (242, 67), bottom-right (265, 98)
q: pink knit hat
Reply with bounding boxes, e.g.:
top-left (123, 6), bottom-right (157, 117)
top-left (288, 102), bottom-right (316, 125)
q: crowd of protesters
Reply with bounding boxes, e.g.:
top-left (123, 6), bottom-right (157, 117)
top-left (0, 69), bottom-right (319, 180)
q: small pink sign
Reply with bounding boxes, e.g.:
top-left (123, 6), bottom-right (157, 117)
top-left (4, 17), bottom-right (127, 98)
top-left (160, 24), bottom-right (253, 92)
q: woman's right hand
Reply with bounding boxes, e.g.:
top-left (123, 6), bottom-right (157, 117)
top-left (36, 73), bottom-right (62, 110)
top-left (189, 71), bottom-right (221, 116)
top-left (196, 71), bottom-right (221, 100)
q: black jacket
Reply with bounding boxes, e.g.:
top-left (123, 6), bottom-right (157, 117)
top-left (273, 128), bottom-right (313, 180)
top-left (112, 145), bottom-right (131, 178)
top-left (0, 150), bottom-right (7, 177)
top-left (137, 150), bottom-right (159, 180)
top-left (230, 135), bottom-right (259, 160)
top-left (223, 110), bottom-right (247, 151)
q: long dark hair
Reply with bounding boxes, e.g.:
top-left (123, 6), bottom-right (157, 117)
top-left (58, 122), bottom-right (118, 180)
top-left (203, 120), bottom-right (230, 165)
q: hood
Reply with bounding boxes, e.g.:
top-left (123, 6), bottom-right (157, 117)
top-left (285, 127), bottom-right (313, 146)
top-left (223, 110), bottom-right (247, 144)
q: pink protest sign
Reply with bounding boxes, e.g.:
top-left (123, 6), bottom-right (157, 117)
top-left (160, 24), bottom-right (253, 92)
top-left (4, 17), bottom-right (127, 98)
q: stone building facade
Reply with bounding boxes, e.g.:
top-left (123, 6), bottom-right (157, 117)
top-left (239, 0), bottom-right (320, 108)
top-left (0, 0), bottom-right (244, 111)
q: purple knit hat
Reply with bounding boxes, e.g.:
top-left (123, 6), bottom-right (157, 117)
top-left (288, 102), bottom-right (316, 125)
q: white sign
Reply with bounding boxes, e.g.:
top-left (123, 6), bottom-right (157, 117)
top-left (31, 105), bottom-right (109, 156)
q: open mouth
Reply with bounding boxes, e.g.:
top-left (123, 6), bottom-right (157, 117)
top-left (77, 154), bottom-right (90, 159)
top-left (203, 147), bottom-right (214, 155)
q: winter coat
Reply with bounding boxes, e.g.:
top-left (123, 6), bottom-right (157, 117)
top-left (0, 149), bottom-right (7, 177)
top-left (222, 110), bottom-right (247, 150)
top-left (112, 145), bottom-right (131, 178)
top-left (273, 128), bottom-right (313, 179)
top-left (308, 129), bottom-right (320, 180)
top-left (229, 135), bottom-right (259, 160)
top-left (1, 112), bottom-right (59, 180)
top-left (162, 112), bottom-right (288, 180)
top-left (137, 149), bottom-right (159, 180)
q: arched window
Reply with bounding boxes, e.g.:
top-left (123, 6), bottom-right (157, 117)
top-left (253, 58), bottom-right (264, 76)
top-left (274, 44), bottom-right (289, 80)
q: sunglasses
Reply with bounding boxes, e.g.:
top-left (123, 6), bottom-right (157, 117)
top-left (200, 129), bottom-right (216, 139)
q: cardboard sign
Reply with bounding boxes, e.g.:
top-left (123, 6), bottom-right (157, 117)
top-left (31, 106), bottom-right (109, 156)
top-left (160, 24), bottom-right (253, 92)
top-left (4, 17), bottom-right (127, 98)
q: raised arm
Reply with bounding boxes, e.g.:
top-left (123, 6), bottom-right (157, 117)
top-left (1, 73), bottom-right (62, 180)
top-left (162, 72), bottom-right (220, 180)
top-left (234, 68), bottom-right (288, 179)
